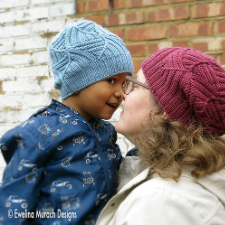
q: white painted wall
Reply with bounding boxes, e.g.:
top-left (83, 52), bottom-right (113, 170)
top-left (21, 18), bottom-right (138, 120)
top-left (0, 0), bottom-right (134, 180)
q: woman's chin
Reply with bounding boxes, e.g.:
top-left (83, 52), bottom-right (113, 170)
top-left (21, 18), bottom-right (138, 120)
top-left (115, 121), bottom-right (123, 134)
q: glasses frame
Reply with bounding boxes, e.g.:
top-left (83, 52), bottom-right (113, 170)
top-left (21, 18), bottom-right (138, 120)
top-left (123, 76), bottom-right (150, 95)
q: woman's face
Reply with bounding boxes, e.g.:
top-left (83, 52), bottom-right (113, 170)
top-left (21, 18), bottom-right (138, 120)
top-left (115, 69), bottom-right (160, 142)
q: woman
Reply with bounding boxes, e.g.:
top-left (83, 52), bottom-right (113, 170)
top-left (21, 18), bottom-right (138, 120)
top-left (96, 47), bottom-right (225, 225)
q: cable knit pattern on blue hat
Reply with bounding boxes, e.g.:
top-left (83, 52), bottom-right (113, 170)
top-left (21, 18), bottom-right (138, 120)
top-left (49, 20), bottom-right (133, 99)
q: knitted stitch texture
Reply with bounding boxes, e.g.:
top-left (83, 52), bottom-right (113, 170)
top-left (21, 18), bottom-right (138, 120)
top-left (142, 47), bottom-right (225, 136)
top-left (49, 20), bottom-right (133, 100)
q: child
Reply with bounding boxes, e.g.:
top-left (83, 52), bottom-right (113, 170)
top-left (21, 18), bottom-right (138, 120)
top-left (0, 20), bottom-right (133, 225)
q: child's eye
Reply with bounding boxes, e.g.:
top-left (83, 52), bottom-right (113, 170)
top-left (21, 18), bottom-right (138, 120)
top-left (107, 78), bottom-right (116, 84)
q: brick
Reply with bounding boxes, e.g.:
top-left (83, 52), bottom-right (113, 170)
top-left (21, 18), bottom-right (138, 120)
top-left (148, 43), bottom-right (160, 55)
top-left (128, 0), bottom-right (169, 8)
top-left (148, 6), bottom-right (189, 23)
top-left (32, 20), bottom-right (65, 36)
top-left (157, 41), bottom-right (173, 50)
top-left (107, 14), bottom-right (119, 26)
top-left (14, 37), bottom-right (47, 51)
top-left (113, 0), bottom-right (126, 10)
top-left (193, 4), bottom-right (208, 19)
top-left (0, 108), bottom-right (32, 124)
top-left (174, 6), bottom-right (190, 20)
top-left (159, 42), bottom-right (174, 49)
top-left (3, 79), bottom-right (39, 92)
top-left (49, 3), bottom-right (75, 17)
top-left (191, 37), bottom-right (225, 52)
top-left (0, 95), bottom-right (24, 109)
top-left (171, 0), bottom-right (195, 3)
top-left (0, 24), bottom-right (30, 38)
top-left (148, 41), bottom-right (189, 55)
top-left (87, 0), bottom-right (109, 13)
top-left (0, 38), bottom-right (14, 52)
top-left (0, 81), bottom-right (5, 94)
top-left (0, 111), bottom-right (9, 123)
top-left (192, 42), bottom-right (208, 52)
top-left (1, 54), bottom-right (30, 66)
top-left (133, 59), bottom-right (143, 73)
top-left (31, 51), bottom-right (49, 65)
top-left (0, 124), bottom-right (16, 138)
top-left (41, 77), bottom-right (54, 90)
top-left (10, 0), bottom-right (29, 7)
top-left (84, 16), bottom-right (105, 27)
top-left (66, 18), bottom-right (84, 25)
top-left (32, 0), bottom-right (61, 4)
top-left (107, 11), bottom-right (144, 26)
top-left (109, 29), bottom-right (125, 41)
top-left (0, 93), bottom-right (51, 111)
top-left (0, 66), bottom-right (49, 80)
top-left (0, 68), bottom-right (17, 80)
top-left (222, 39), bottom-right (225, 50)
top-left (0, 0), bottom-right (29, 8)
top-left (218, 54), bottom-right (225, 66)
top-left (126, 44), bottom-right (146, 57)
top-left (0, 0), bottom-right (12, 8)
top-left (193, 2), bottom-right (225, 19)
top-left (23, 93), bottom-right (52, 108)
top-left (172, 40), bottom-right (189, 48)
top-left (3, 78), bottom-right (53, 100)
top-left (77, 1), bottom-right (85, 14)
top-left (16, 7), bottom-right (49, 22)
top-left (148, 10), bottom-right (168, 23)
top-left (127, 25), bottom-right (167, 41)
top-left (126, 11), bottom-right (145, 24)
top-left (0, 109), bottom-right (21, 124)
top-left (216, 20), bottom-right (225, 34)
top-left (0, 11), bottom-right (15, 23)
top-left (170, 22), bottom-right (212, 38)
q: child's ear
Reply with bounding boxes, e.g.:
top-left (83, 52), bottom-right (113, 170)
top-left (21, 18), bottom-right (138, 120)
top-left (161, 112), bottom-right (169, 120)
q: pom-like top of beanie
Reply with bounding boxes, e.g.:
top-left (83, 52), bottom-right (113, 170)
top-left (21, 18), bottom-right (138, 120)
top-left (49, 20), bottom-right (133, 99)
top-left (142, 47), bottom-right (225, 136)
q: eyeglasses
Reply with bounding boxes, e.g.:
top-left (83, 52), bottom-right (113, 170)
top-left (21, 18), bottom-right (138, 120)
top-left (122, 76), bottom-right (150, 95)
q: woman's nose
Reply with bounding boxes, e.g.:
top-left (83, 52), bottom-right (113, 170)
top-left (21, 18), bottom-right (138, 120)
top-left (122, 92), bottom-right (126, 100)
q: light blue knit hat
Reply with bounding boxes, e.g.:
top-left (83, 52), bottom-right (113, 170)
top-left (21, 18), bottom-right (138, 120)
top-left (49, 20), bottom-right (133, 100)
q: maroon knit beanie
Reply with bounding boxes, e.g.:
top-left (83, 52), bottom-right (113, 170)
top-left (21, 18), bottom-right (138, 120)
top-left (141, 47), bottom-right (225, 136)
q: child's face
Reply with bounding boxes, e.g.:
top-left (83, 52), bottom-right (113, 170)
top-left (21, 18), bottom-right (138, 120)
top-left (64, 72), bottom-right (130, 121)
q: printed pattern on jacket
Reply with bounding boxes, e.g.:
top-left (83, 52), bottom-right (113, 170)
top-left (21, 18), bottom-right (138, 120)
top-left (0, 100), bottom-right (122, 225)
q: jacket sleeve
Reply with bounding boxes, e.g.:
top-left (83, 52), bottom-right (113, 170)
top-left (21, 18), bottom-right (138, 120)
top-left (112, 185), bottom-right (203, 225)
top-left (0, 127), bottom-right (49, 224)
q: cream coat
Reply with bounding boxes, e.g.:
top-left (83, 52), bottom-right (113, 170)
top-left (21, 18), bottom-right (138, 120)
top-left (96, 155), bottom-right (225, 225)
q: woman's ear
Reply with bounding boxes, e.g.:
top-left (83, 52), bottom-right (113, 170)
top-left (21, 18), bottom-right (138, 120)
top-left (162, 112), bottom-right (169, 120)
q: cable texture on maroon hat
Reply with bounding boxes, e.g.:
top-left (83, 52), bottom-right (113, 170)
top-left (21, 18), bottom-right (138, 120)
top-left (141, 47), bottom-right (225, 136)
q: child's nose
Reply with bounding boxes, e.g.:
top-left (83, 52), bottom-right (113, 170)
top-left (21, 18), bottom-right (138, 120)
top-left (114, 87), bottom-right (123, 98)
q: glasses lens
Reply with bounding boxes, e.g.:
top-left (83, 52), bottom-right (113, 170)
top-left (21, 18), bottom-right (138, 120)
top-left (123, 80), bottom-right (133, 95)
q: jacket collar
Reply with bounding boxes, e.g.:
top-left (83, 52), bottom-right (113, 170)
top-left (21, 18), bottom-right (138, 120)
top-left (119, 154), bottom-right (225, 207)
top-left (117, 155), bottom-right (150, 193)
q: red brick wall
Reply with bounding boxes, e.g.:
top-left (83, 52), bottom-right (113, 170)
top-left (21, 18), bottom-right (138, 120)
top-left (76, 0), bottom-right (225, 72)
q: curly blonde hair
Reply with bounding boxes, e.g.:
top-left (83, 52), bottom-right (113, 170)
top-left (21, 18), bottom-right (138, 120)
top-left (134, 114), bottom-right (225, 181)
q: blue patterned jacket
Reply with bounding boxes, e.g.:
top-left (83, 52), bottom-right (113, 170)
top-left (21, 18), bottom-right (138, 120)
top-left (0, 100), bottom-right (122, 225)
